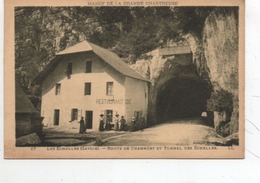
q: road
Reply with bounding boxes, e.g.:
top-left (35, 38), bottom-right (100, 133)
top-left (42, 117), bottom-right (235, 146)
top-left (100, 118), bottom-right (225, 146)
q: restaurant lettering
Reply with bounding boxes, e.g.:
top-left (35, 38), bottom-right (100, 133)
top-left (96, 99), bottom-right (131, 104)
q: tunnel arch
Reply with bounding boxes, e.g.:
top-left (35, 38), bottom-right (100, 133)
top-left (147, 57), bottom-right (211, 125)
top-left (155, 77), bottom-right (210, 123)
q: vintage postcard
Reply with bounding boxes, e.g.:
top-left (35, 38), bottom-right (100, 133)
top-left (4, 0), bottom-right (245, 158)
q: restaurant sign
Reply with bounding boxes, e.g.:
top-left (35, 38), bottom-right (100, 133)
top-left (96, 99), bottom-right (132, 105)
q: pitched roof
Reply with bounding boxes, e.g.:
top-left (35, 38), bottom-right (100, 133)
top-left (88, 42), bottom-right (150, 82)
top-left (56, 41), bottom-right (93, 55)
top-left (35, 40), bottom-right (150, 83)
top-left (16, 82), bottom-right (37, 114)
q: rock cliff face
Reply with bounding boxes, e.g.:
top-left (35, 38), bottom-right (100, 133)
top-left (186, 9), bottom-right (239, 134)
top-left (132, 50), bottom-right (210, 125)
top-left (131, 9), bottom-right (239, 134)
top-left (186, 9), bottom-right (238, 92)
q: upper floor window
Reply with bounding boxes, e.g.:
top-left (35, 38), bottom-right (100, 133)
top-left (55, 83), bottom-right (61, 95)
top-left (106, 82), bottom-right (113, 96)
top-left (66, 62), bottom-right (72, 77)
top-left (85, 61), bottom-right (92, 73)
top-left (84, 82), bottom-right (91, 95)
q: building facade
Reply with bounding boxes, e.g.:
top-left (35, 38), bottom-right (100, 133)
top-left (35, 41), bottom-right (150, 130)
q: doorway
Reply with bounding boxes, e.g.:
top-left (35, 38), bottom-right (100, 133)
top-left (105, 110), bottom-right (113, 130)
top-left (53, 109), bottom-right (60, 125)
top-left (105, 110), bottom-right (113, 123)
top-left (85, 111), bottom-right (93, 129)
top-left (134, 111), bottom-right (143, 122)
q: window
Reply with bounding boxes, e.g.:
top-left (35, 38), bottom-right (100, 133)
top-left (67, 62), bottom-right (72, 75)
top-left (71, 108), bottom-right (78, 121)
top-left (84, 82), bottom-right (91, 95)
top-left (55, 83), bottom-right (61, 95)
top-left (85, 61), bottom-right (92, 73)
top-left (106, 82), bottom-right (113, 95)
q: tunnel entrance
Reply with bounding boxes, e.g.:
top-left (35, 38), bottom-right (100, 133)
top-left (155, 77), bottom-right (210, 123)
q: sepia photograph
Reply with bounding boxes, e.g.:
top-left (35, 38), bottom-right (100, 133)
top-left (5, 0), bottom-right (245, 158)
top-left (6, 0), bottom-right (260, 182)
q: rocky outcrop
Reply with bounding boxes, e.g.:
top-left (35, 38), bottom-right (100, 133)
top-left (132, 48), bottom-right (209, 124)
top-left (16, 133), bottom-right (42, 146)
top-left (206, 9), bottom-right (238, 134)
top-left (185, 9), bottom-right (238, 93)
top-left (185, 9), bottom-right (239, 134)
top-left (131, 8), bottom-right (239, 135)
top-left (131, 50), bottom-right (170, 124)
top-left (204, 11), bottom-right (238, 92)
top-left (131, 50), bottom-right (167, 84)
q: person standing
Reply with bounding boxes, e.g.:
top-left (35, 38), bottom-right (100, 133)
top-left (114, 113), bottom-right (120, 131)
top-left (130, 117), bottom-right (136, 132)
top-left (99, 114), bottom-right (105, 131)
top-left (79, 117), bottom-right (86, 134)
top-left (119, 116), bottom-right (126, 131)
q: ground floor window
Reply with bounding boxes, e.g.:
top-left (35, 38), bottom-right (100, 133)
top-left (53, 109), bottom-right (60, 125)
top-left (71, 108), bottom-right (78, 121)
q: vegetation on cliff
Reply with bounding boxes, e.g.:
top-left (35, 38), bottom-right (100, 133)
top-left (15, 6), bottom-right (216, 95)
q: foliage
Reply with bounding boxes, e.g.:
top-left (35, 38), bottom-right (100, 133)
top-left (172, 7), bottom-right (214, 38)
top-left (206, 89), bottom-right (233, 112)
top-left (16, 6), bottom-right (233, 95)
top-left (216, 121), bottom-right (230, 137)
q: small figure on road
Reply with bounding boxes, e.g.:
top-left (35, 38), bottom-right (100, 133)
top-left (114, 113), bottom-right (120, 131)
top-left (99, 114), bottom-right (105, 131)
top-left (119, 116), bottom-right (126, 131)
top-left (79, 117), bottom-right (86, 134)
top-left (130, 117), bottom-right (136, 132)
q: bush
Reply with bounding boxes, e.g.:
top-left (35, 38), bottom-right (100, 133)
top-left (216, 121), bottom-right (230, 137)
top-left (207, 89), bottom-right (233, 113)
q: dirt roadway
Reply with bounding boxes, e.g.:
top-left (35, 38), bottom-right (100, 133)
top-left (100, 118), bottom-right (224, 146)
top-left (42, 127), bottom-right (126, 146)
top-left (42, 118), bottom-right (229, 146)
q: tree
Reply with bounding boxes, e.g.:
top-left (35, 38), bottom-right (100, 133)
top-left (15, 7), bottom-right (219, 95)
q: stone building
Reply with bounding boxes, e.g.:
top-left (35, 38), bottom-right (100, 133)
top-left (35, 40), bottom-right (150, 130)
